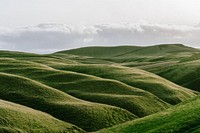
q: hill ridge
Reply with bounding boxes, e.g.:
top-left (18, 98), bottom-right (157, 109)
top-left (56, 44), bottom-right (198, 58)
top-left (0, 43), bottom-right (200, 132)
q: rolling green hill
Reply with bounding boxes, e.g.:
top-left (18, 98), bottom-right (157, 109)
top-left (139, 53), bottom-right (200, 92)
top-left (55, 44), bottom-right (198, 64)
top-left (0, 72), bottom-right (136, 131)
top-left (0, 99), bottom-right (84, 133)
top-left (57, 44), bottom-right (200, 93)
top-left (57, 44), bottom-right (196, 58)
top-left (0, 58), bottom-right (170, 117)
top-left (52, 64), bottom-right (196, 105)
top-left (97, 94), bottom-right (200, 133)
top-left (56, 45), bottom-right (141, 58)
top-left (0, 44), bottom-right (199, 133)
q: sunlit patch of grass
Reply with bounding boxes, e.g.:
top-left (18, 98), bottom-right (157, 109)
top-left (97, 95), bottom-right (200, 133)
top-left (0, 99), bottom-right (84, 133)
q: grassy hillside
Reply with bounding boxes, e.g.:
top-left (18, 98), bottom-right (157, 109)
top-left (0, 51), bottom-right (41, 58)
top-left (0, 58), bottom-right (170, 117)
top-left (0, 99), bottom-right (84, 133)
top-left (55, 44), bottom-right (198, 64)
top-left (140, 54), bottom-right (200, 92)
top-left (57, 44), bottom-right (196, 58)
top-left (56, 46), bottom-right (141, 58)
top-left (0, 72), bottom-right (136, 131)
top-left (0, 44), bottom-right (199, 132)
top-left (53, 64), bottom-right (196, 105)
top-left (97, 95), bottom-right (200, 133)
top-left (57, 44), bottom-right (200, 93)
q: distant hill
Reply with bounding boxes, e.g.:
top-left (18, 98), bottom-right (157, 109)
top-left (52, 64), bottom-right (196, 105)
top-left (0, 58), bottom-right (170, 118)
top-left (145, 59), bottom-right (200, 92)
top-left (55, 44), bottom-right (200, 92)
top-left (57, 44), bottom-right (197, 58)
top-left (0, 43), bottom-right (199, 132)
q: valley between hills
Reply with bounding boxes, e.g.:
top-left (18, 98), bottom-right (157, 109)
top-left (0, 44), bottom-right (200, 133)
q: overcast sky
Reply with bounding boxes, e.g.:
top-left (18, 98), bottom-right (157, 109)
top-left (0, 0), bottom-right (200, 53)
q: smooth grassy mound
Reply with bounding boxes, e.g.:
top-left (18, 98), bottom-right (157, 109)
top-left (51, 78), bottom-right (170, 117)
top-left (0, 51), bottom-right (41, 58)
top-left (97, 95), bottom-right (200, 133)
top-left (57, 44), bottom-right (196, 58)
top-left (146, 60), bottom-right (200, 92)
top-left (0, 99), bottom-right (84, 133)
top-left (0, 58), bottom-right (170, 117)
top-left (56, 46), bottom-right (141, 58)
top-left (53, 64), bottom-right (196, 105)
top-left (54, 44), bottom-right (199, 65)
top-left (1, 44), bottom-right (199, 133)
top-left (180, 53), bottom-right (200, 62)
top-left (0, 72), bottom-right (136, 131)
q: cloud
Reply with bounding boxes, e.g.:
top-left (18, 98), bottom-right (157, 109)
top-left (0, 22), bottom-right (200, 53)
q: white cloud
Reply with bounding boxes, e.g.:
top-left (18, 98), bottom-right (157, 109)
top-left (0, 22), bottom-right (200, 53)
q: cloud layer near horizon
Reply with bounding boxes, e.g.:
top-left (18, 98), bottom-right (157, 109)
top-left (0, 23), bottom-right (200, 53)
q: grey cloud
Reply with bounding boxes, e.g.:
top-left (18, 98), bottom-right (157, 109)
top-left (0, 23), bottom-right (200, 53)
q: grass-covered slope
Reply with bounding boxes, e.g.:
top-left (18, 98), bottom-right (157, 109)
top-left (0, 58), bottom-right (170, 117)
top-left (53, 44), bottom-right (199, 67)
top-left (143, 56), bottom-right (200, 92)
top-left (0, 72), bottom-right (136, 131)
top-left (57, 44), bottom-right (200, 93)
top-left (56, 46), bottom-right (141, 58)
top-left (0, 44), bottom-right (199, 132)
top-left (54, 64), bottom-right (196, 105)
top-left (53, 44), bottom-right (200, 93)
top-left (151, 61), bottom-right (200, 92)
top-left (97, 95), bottom-right (200, 133)
top-left (0, 99), bottom-right (84, 133)
top-left (57, 44), bottom-right (196, 58)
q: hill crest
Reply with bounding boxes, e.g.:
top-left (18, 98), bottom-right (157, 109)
top-left (56, 44), bottom-right (198, 58)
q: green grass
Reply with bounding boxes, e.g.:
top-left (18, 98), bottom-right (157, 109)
top-left (53, 64), bottom-right (196, 105)
top-left (56, 46), bottom-right (141, 58)
top-left (55, 44), bottom-right (198, 64)
top-left (0, 51), bottom-right (42, 58)
top-left (0, 44), bottom-right (200, 133)
top-left (0, 72), bottom-right (136, 132)
top-left (0, 58), bottom-right (170, 118)
top-left (53, 44), bottom-right (200, 94)
top-left (180, 53), bottom-right (200, 62)
top-left (97, 94), bottom-right (200, 133)
top-left (57, 44), bottom-right (196, 58)
top-left (143, 58), bottom-right (200, 92)
top-left (0, 99), bottom-right (84, 133)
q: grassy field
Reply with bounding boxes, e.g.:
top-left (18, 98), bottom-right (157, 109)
top-left (143, 59), bottom-right (200, 92)
top-left (97, 94), bottom-right (200, 133)
top-left (0, 99), bottom-right (84, 133)
top-left (0, 44), bottom-right (199, 132)
top-left (0, 72), bottom-right (137, 132)
top-left (57, 44), bottom-right (196, 58)
top-left (52, 64), bottom-right (196, 105)
top-left (0, 58), bottom-right (171, 117)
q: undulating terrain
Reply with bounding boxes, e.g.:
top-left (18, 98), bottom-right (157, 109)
top-left (0, 44), bottom-right (200, 132)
